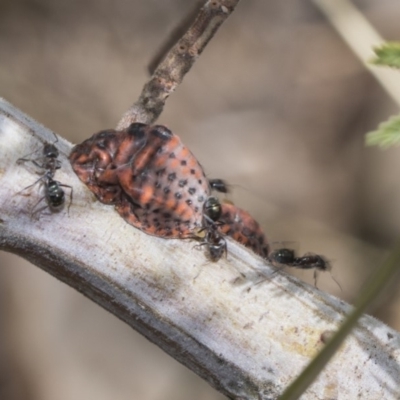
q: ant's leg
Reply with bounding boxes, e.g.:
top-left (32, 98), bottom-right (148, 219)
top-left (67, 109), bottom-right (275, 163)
top-left (30, 196), bottom-right (47, 218)
top-left (59, 183), bottom-right (73, 214)
top-left (17, 157), bottom-right (46, 172)
top-left (16, 176), bottom-right (44, 195)
top-left (314, 270), bottom-right (319, 288)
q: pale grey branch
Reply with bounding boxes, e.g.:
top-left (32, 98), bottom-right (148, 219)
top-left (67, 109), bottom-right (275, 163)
top-left (1, 99), bottom-right (400, 399)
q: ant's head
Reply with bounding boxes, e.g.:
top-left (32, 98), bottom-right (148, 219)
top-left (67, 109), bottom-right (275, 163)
top-left (269, 248), bottom-right (295, 265)
top-left (43, 143), bottom-right (59, 159)
top-left (209, 178), bottom-right (229, 194)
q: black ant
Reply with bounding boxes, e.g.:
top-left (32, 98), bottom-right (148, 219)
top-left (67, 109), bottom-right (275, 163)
top-left (268, 247), bottom-right (340, 289)
top-left (194, 196), bottom-right (227, 261)
top-left (17, 132), bottom-right (73, 216)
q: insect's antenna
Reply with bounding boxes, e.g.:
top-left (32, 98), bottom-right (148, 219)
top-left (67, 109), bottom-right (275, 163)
top-left (328, 270), bottom-right (343, 292)
top-left (319, 257), bottom-right (343, 292)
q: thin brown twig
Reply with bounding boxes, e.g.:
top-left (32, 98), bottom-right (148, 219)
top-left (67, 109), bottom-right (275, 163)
top-left (147, 1), bottom-right (204, 75)
top-left (116, 0), bottom-right (241, 130)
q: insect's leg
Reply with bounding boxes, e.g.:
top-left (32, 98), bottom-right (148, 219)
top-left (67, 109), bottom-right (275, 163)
top-left (16, 175), bottom-right (44, 195)
top-left (314, 269), bottom-right (319, 288)
top-left (59, 183), bottom-right (73, 214)
top-left (30, 196), bottom-right (47, 218)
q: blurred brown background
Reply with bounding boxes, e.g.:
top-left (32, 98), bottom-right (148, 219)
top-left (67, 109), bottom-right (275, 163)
top-left (1, 0), bottom-right (400, 399)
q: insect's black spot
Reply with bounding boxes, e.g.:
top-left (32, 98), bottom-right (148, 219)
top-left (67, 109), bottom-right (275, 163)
top-left (140, 170), bottom-right (148, 181)
top-left (186, 199), bottom-right (192, 206)
top-left (157, 146), bottom-right (164, 154)
top-left (194, 206), bottom-right (199, 213)
top-left (157, 168), bottom-right (166, 176)
top-left (181, 160), bottom-right (187, 166)
top-left (198, 195), bottom-right (204, 202)
top-left (145, 203), bottom-right (151, 210)
top-left (164, 187), bottom-right (171, 195)
top-left (175, 192), bottom-right (182, 199)
top-left (168, 172), bottom-right (176, 182)
top-left (163, 212), bottom-right (172, 219)
top-left (155, 181), bottom-right (162, 189)
top-left (169, 152), bottom-right (176, 159)
top-left (190, 169), bottom-right (196, 175)
top-left (188, 187), bottom-right (196, 195)
top-left (178, 179), bottom-right (187, 188)
top-left (198, 179), bottom-right (203, 185)
top-left (153, 208), bottom-right (160, 214)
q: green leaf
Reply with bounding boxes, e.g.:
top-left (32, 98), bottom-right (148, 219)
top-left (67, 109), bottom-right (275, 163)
top-left (366, 114), bottom-right (400, 148)
top-left (371, 42), bottom-right (400, 69)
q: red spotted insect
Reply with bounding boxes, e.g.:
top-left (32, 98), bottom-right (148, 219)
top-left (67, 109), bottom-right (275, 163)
top-left (70, 123), bottom-right (220, 238)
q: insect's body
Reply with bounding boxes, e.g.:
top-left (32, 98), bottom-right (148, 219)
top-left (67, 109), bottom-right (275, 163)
top-left (17, 134), bottom-right (72, 215)
top-left (70, 123), bottom-right (212, 237)
top-left (290, 254), bottom-right (330, 272)
top-left (268, 247), bottom-right (332, 286)
top-left (45, 177), bottom-right (66, 212)
top-left (269, 248), bottom-right (330, 271)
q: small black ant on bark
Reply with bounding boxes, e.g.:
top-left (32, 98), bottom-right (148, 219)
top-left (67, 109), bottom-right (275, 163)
top-left (194, 196), bottom-right (227, 261)
top-left (201, 196), bottom-right (227, 261)
top-left (268, 247), bottom-right (340, 289)
top-left (17, 132), bottom-right (73, 216)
